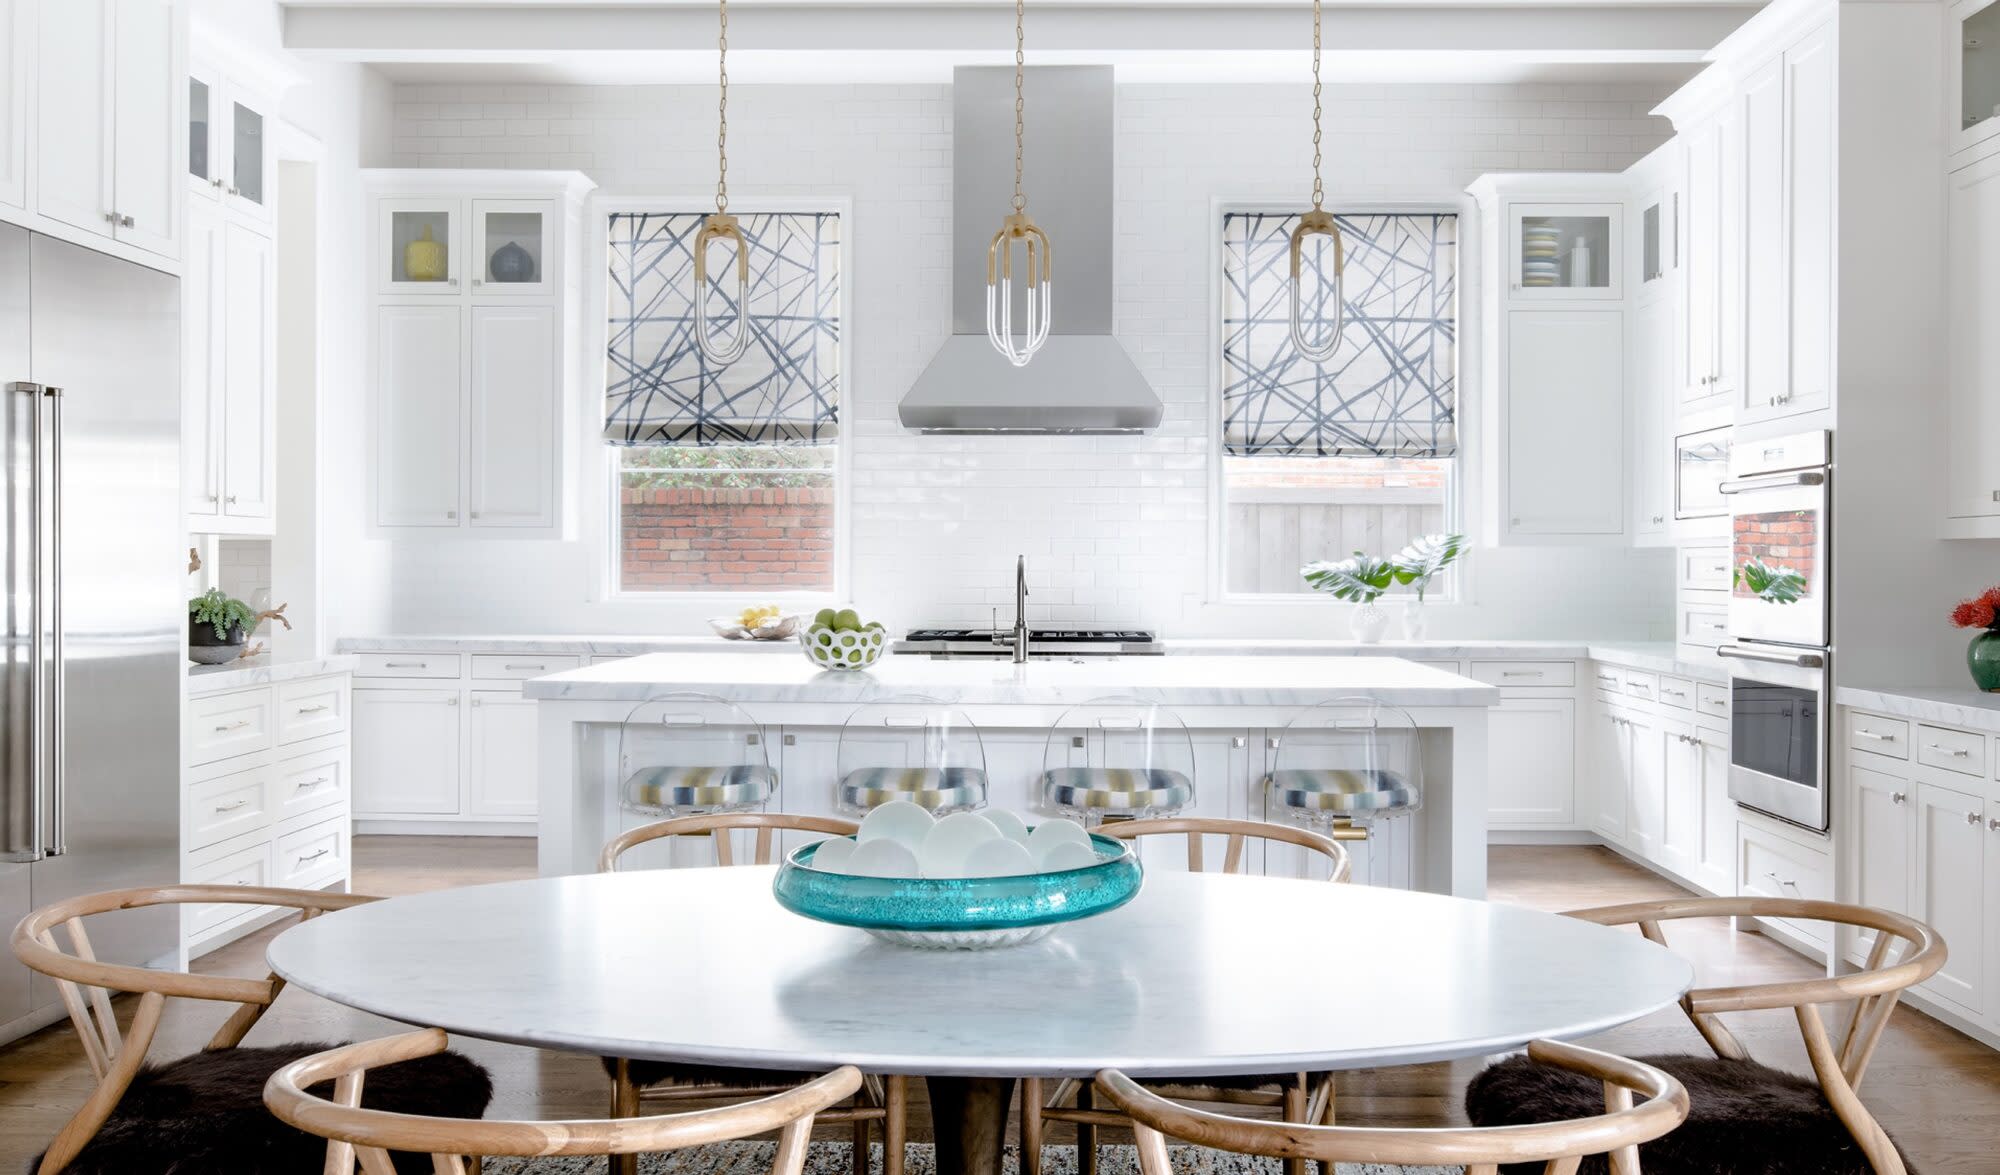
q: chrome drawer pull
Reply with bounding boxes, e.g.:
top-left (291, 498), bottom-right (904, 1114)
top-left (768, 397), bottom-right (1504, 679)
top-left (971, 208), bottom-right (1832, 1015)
top-left (1854, 730), bottom-right (1896, 742)
top-left (213, 720), bottom-right (251, 733)
top-left (1762, 870), bottom-right (1799, 891)
top-left (295, 848), bottom-right (331, 865)
top-left (1501, 671), bottom-right (1542, 678)
top-left (295, 704), bottom-right (330, 715)
top-left (213, 799), bottom-right (248, 813)
top-left (503, 663), bottom-right (544, 671)
top-left (297, 776), bottom-right (330, 789)
top-left (383, 661), bottom-right (427, 669)
top-left (1929, 743), bottom-right (1971, 759)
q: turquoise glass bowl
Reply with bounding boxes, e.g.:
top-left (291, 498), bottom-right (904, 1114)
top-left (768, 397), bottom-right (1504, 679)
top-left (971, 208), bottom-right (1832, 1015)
top-left (772, 833), bottom-right (1144, 949)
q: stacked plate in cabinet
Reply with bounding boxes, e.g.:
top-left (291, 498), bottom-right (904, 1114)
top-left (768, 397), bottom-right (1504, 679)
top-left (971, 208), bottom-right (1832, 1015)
top-left (1521, 223), bottom-right (1561, 288)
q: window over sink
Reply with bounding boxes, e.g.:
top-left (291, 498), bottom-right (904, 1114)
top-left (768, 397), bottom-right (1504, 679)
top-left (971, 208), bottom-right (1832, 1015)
top-left (1217, 211), bottom-right (1460, 597)
top-left (601, 209), bottom-right (842, 594)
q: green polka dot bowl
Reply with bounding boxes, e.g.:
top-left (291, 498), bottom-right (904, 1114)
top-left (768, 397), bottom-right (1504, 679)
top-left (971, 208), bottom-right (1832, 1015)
top-left (799, 622), bottom-right (887, 671)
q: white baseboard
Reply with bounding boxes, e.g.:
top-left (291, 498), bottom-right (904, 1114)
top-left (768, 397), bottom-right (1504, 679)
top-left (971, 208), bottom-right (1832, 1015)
top-left (1487, 829), bottom-right (1600, 845)
top-left (355, 819), bottom-right (536, 837)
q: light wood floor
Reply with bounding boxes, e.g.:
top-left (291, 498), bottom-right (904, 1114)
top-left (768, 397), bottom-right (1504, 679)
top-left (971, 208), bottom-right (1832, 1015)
top-left (4, 839), bottom-right (1999, 1171)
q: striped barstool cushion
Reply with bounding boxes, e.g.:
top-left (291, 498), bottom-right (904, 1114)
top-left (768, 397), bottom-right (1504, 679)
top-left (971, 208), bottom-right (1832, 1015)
top-left (1040, 767), bottom-right (1194, 814)
top-left (1265, 768), bottom-right (1418, 814)
top-left (622, 764), bottom-right (775, 814)
top-left (837, 766), bottom-right (988, 812)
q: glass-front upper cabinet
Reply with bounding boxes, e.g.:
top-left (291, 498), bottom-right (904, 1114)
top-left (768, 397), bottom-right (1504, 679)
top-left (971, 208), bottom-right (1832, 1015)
top-left (232, 99), bottom-right (266, 212)
top-left (1509, 202), bottom-right (1622, 300)
top-left (381, 200), bottom-right (463, 293)
top-left (471, 200), bottom-right (555, 295)
top-left (1958, 0), bottom-right (2000, 155)
top-left (188, 75), bottom-right (217, 195)
top-left (1638, 188), bottom-right (1677, 294)
top-left (187, 61), bottom-right (274, 222)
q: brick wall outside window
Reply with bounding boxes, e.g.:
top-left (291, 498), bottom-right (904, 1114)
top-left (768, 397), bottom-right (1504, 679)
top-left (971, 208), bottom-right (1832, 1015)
top-left (619, 486), bottom-right (835, 590)
top-left (1732, 510), bottom-right (1819, 598)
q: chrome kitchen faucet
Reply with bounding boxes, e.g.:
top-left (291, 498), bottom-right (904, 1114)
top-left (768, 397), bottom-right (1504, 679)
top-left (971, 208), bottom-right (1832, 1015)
top-left (1013, 555), bottom-right (1031, 664)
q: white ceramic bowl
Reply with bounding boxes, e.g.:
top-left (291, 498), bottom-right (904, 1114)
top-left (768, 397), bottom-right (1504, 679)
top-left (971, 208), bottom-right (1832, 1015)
top-left (800, 623), bottom-right (887, 671)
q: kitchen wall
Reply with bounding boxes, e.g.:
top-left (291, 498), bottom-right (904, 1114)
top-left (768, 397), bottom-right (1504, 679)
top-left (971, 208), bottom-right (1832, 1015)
top-left (364, 79), bottom-right (1676, 638)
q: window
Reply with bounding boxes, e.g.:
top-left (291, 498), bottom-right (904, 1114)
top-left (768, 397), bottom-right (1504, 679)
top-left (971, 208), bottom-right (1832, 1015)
top-left (1218, 212), bottom-right (1458, 596)
top-left (603, 211), bottom-right (841, 593)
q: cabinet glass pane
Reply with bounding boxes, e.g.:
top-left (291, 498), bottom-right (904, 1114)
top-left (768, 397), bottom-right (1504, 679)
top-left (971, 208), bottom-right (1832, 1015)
top-left (1674, 428), bottom-right (1730, 520)
top-left (482, 210), bottom-right (544, 285)
top-left (1642, 202), bottom-right (1662, 283)
top-left (189, 79), bottom-right (210, 182)
top-left (1520, 215), bottom-right (1612, 290)
top-left (232, 101), bottom-right (264, 205)
top-left (390, 210), bottom-right (453, 284)
top-left (1966, 5), bottom-right (2000, 134)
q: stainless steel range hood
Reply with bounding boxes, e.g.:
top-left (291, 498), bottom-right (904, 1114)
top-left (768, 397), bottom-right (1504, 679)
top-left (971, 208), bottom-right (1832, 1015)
top-left (898, 66), bottom-right (1162, 434)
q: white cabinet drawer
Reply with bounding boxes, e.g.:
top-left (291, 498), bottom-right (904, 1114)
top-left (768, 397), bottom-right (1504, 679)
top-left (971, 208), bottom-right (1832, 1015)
top-left (187, 688), bottom-right (274, 765)
top-left (1469, 661), bottom-right (1576, 688)
top-left (1678, 602), bottom-right (1730, 649)
top-left (185, 764), bottom-right (271, 851)
top-left (1657, 676), bottom-right (1695, 711)
top-left (1590, 666), bottom-right (1623, 695)
top-left (1696, 683), bottom-right (1730, 721)
top-left (275, 746), bottom-right (348, 822)
top-left (274, 816), bottom-right (349, 889)
top-left (1847, 712), bottom-right (1910, 760)
top-left (276, 677), bottom-right (348, 745)
top-left (354, 652), bottom-right (461, 679)
top-left (1678, 547), bottom-right (1732, 592)
top-left (1917, 724), bottom-right (1987, 778)
top-left (183, 841), bottom-right (272, 937)
top-left (1737, 822), bottom-right (1833, 947)
top-left (1621, 672), bottom-right (1659, 703)
top-left (469, 653), bottom-right (581, 681)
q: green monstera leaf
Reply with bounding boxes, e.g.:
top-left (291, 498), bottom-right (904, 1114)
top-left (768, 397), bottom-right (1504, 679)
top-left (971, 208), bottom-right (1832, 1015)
top-left (1390, 532), bottom-right (1466, 602)
top-left (1301, 551), bottom-right (1398, 605)
top-left (1735, 557), bottom-right (1807, 605)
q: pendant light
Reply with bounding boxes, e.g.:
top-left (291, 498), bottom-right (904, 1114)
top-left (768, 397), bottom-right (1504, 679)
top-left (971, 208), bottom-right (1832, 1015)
top-left (695, 0), bottom-right (750, 366)
top-left (986, 0), bottom-right (1052, 367)
top-left (1289, 0), bottom-right (1344, 362)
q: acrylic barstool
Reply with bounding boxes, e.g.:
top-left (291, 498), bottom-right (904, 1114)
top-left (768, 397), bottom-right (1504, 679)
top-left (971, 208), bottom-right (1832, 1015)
top-left (1036, 696), bottom-right (1196, 826)
top-left (614, 692), bottom-right (777, 870)
top-left (1264, 696), bottom-right (1422, 885)
top-left (834, 696), bottom-right (990, 815)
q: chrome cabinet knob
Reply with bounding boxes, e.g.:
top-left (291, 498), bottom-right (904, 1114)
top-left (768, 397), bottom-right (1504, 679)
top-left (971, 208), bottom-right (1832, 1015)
top-left (119, 214), bottom-right (134, 228)
top-left (225, 494), bottom-right (237, 504)
top-left (1651, 515), bottom-right (1664, 524)
top-left (1890, 791), bottom-right (1906, 805)
top-left (446, 511), bottom-right (458, 520)
top-left (103, 211), bottom-right (117, 224)
top-left (211, 177), bottom-right (224, 189)
top-left (1969, 810), bottom-right (1983, 826)
top-left (206, 493), bottom-right (218, 503)
top-left (1989, 817), bottom-right (2000, 832)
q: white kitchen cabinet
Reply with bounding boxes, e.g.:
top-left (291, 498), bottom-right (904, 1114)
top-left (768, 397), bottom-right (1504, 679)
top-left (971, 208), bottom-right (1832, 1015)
top-left (1631, 296), bottom-right (1671, 542)
top-left (1947, 149), bottom-right (2000, 527)
top-left (30, 0), bottom-right (180, 259)
top-left (1847, 757), bottom-right (1915, 964)
top-left (1589, 705), bottom-right (1628, 844)
top-left (0, 0), bottom-right (25, 210)
top-left (367, 172), bottom-right (591, 538)
top-left (1680, 106), bottom-right (1740, 412)
top-left (183, 208), bottom-right (275, 533)
top-left (468, 691), bottom-right (540, 818)
top-left (1738, 22), bottom-right (1836, 426)
top-left (1659, 716), bottom-right (1701, 878)
top-left (351, 688), bottom-right (462, 816)
top-left (1507, 202), bottom-right (1622, 300)
top-left (183, 200), bottom-right (221, 519)
top-left (1916, 778), bottom-right (1988, 1015)
top-left (1690, 724), bottom-right (1735, 895)
top-left (1503, 310), bottom-right (1625, 538)
top-left (375, 303), bottom-right (464, 528)
top-left (1487, 697), bottom-right (1577, 827)
top-left (469, 304), bottom-right (558, 529)
top-left (186, 57), bottom-right (276, 225)
top-left (1624, 709), bottom-right (1667, 859)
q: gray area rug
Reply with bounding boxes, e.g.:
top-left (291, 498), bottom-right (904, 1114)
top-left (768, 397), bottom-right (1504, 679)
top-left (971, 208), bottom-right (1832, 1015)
top-left (478, 1140), bottom-right (1460, 1175)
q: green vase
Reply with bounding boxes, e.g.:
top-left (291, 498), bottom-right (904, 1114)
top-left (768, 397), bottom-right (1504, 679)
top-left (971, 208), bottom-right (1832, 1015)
top-left (1970, 630), bottom-right (2000, 693)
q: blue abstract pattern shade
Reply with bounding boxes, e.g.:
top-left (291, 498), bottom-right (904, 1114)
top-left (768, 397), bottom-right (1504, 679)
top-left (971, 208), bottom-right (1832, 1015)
top-left (605, 211), bottom-right (840, 446)
top-left (1222, 212), bottom-right (1457, 458)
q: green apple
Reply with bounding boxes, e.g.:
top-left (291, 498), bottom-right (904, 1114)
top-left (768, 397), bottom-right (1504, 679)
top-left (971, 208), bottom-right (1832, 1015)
top-left (814, 607), bottom-right (838, 628)
top-left (835, 608), bottom-right (861, 631)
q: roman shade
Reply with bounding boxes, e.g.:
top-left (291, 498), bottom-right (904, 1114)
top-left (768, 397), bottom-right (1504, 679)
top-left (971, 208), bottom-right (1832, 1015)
top-left (604, 211), bottom-right (840, 446)
top-left (1221, 212), bottom-right (1458, 458)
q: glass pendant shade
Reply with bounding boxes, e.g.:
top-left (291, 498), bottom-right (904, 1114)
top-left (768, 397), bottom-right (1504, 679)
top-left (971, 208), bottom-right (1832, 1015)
top-left (694, 212), bottom-right (751, 366)
top-left (986, 211), bottom-right (1052, 367)
top-left (1289, 210), bottom-right (1345, 362)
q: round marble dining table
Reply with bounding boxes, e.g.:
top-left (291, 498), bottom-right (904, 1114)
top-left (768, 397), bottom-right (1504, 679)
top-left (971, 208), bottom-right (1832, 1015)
top-left (268, 868), bottom-right (1693, 1175)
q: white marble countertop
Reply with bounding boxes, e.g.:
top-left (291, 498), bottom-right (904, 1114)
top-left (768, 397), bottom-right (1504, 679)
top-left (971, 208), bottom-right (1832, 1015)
top-left (267, 868), bottom-right (1691, 1078)
top-left (521, 651), bottom-right (1501, 708)
top-left (186, 654), bottom-right (358, 695)
top-left (335, 634), bottom-right (796, 655)
top-left (1837, 685), bottom-right (2000, 734)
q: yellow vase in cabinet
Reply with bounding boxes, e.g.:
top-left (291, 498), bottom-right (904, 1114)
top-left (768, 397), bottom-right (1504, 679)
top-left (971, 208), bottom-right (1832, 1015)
top-left (404, 224), bottom-right (447, 282)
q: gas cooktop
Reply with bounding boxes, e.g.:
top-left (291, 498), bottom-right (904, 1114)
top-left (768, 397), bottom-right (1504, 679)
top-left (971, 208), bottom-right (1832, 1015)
top-left (896, 628), bottom-right (1163, 658)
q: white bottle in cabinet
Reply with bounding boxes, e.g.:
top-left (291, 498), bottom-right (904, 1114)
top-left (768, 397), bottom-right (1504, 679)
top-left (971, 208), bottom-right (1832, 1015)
top-left (367, 171), bottom-right (593, 539)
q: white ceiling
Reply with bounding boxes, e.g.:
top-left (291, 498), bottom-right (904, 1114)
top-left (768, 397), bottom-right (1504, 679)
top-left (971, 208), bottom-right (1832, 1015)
top-left (282, 2), bottom-right (1762, 86)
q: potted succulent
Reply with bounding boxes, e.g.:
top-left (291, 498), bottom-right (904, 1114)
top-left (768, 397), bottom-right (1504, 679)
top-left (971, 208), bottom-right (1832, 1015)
top-left (1951, 586), bottom-right (2000, 692)
top-left (188, 588), bottom-right (258, 665)
top-left (1390, 532), bottom-right (1465, 640)
top-left (1302, 551), bottom-right (1397, 643)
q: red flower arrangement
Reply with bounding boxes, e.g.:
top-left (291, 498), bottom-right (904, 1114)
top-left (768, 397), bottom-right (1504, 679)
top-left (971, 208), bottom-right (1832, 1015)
top-left (1951, 587), bottom-right (2000, 631)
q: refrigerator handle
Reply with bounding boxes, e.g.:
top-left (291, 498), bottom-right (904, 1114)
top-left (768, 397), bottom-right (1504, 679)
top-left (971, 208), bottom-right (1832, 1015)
top-left (43, 386), bottom-right (61, 856)
top-left (2, 382), bottom-right (41, 863)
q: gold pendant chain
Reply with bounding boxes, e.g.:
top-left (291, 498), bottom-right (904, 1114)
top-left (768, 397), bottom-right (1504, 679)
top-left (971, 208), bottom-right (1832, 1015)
top-left (1012, 0), bottom-right (1026, 213)
top-left (1311, 0), bottom-right (1324, 212)
top-left (716, 0), bottom-right (730, 214)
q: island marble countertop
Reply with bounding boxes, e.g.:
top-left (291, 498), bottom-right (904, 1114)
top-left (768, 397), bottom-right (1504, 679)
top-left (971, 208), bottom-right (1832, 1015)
top-left (1836, 686), bottom-right (2000, 735)
top-left (187, 654), bottom-right (359, 695)
top-left (522, 651), bottom-right (1501, 708)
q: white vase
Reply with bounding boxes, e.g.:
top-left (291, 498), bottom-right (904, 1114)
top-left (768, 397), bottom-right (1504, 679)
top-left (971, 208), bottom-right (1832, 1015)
top-left (1350, 601), bottom-right (1389, 644)
top-left (1403, 599), bottom-right (1427, 641)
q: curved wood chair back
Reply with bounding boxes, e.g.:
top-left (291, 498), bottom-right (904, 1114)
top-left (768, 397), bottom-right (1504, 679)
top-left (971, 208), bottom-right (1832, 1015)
top-left (1099, 816), bottom-right (1351, 883)
top-left (266, 1029), bottom-right (862, 1174)
top-left (9, 884), bottom-right (378, 1174)
top-left (1564, 898), bottom-right (1943, 1112)
top-left (1097, 1040), bottom-right (1687, 1175)
top-left (598, 811), bottom-right (860, 872)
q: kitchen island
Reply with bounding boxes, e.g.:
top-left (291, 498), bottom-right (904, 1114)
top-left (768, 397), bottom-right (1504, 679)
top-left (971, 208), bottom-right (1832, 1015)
top-left (523, 653), bottom-right (1499, 895)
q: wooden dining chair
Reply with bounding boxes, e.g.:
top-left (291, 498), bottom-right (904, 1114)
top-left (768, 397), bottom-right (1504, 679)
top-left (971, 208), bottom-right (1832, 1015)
top-left (1019, 816), bottom-right (1354, 1175)
top-left (599, 812), bottom-right (910, 1175)
top-left (9, 885), bottom-right (493, 1175)
top-left (1466, 897), bottom-right (1947, 1175)
top-left (265, 1028), bottom-right (863, 1175)
top-left (1099, 1039), bottom-right (1690, 1175)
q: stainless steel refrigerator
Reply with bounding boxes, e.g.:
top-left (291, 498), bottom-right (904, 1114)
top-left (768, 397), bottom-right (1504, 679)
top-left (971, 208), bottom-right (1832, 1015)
top-left (0, 226), bottom-right (180, 1042)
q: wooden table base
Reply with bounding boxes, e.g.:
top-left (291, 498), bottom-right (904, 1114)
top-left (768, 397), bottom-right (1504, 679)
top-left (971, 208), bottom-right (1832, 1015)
top-left (926, 1076), bottom-right (1019, 1175)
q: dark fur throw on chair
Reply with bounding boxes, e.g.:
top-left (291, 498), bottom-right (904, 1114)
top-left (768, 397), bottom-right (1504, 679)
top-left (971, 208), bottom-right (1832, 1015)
top-left (36, 1042), bottom-right (492, 1175)
top-left (1465, 1051), bottom-right (1917, 1175)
